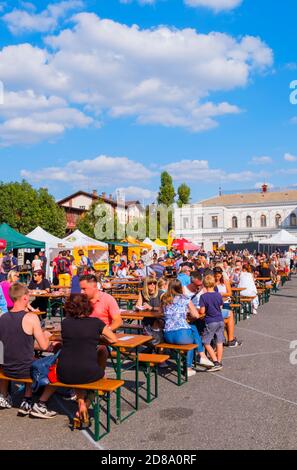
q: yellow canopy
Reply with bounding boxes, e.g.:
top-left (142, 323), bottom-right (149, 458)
top-left (154, 238), bottom-right (167, 248)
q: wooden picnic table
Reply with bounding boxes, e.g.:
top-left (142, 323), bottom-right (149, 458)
top-left (121, 309), bottom-right (163, 319)
top-left (29, 290), bottom-right (69, 320)
top-left (111, 333), bottom-right (152, 423)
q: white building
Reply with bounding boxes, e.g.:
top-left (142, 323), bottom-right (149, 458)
top-left (174, 186), bottom-right (297, 252)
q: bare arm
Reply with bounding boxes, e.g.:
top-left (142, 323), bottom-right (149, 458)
top-left (30, 315), bottom-right (50, 350)
top-left (136, 292), bottom-right (143, 308)
top-left (188, 300), bottom-right (200, 320)
top-left (102, 326), bottom-right (118, 343)
top-left (109, 314), bottom-right (123, 332)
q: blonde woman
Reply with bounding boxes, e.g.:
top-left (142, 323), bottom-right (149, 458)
top-left (136, 277), bottom-right (163, 344)
top-left (0, 270), bottom-right (20, 310)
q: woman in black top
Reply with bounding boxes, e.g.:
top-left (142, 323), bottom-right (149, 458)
top-left (28, 270), bottom-right (51, 313)
top-left (57, 294), bottom-right (117, 425)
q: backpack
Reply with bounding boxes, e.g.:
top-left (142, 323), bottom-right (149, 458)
top-left (57, 258), bottom-right (69, 275)
top-left (2, 256), bottom-right (12, 273)
top-left (30, 350), bottom-right (60, 392)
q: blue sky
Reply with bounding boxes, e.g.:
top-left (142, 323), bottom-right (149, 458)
top-left (0, 0), bottom-right (297, 204)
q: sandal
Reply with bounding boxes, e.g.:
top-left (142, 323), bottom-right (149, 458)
top-left (73, 399), bottom-right (91, 429)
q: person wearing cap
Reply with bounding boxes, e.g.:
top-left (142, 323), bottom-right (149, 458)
top-left (28, 271), bottom-right (50, 315)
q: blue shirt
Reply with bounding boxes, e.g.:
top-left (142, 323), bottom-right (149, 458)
top-left (177, 273), bottom-right (191, 287)
top-left (0, 285), bottom-right (8, 314)
top-left (163, 295), bottom-right (191, 332)
top-left (199, 292), bottom-right (223, 324)
top-left (71, 275), bottom-right (81, 294)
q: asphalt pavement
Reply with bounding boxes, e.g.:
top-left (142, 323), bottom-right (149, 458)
top-left (1, 277), bottom-right (297, 450)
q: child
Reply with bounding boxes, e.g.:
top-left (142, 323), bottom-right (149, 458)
top-left (199, 275), bottom-right (224, 372)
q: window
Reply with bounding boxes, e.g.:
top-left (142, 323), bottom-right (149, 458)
top-left (246, 216), bottom-right (252, 228)
top-left (275, 214), bottom-right (282, 228)
top-left (212, 216), bottom-right (218, 229)
top-left (79, 205), bottom-right (86, 210)
top-left (183, 217), bottom-right (189, 229)
top-left (260, 215), bottom-right (267, 228)
top-left (232, 216), bottom-right (238, 229)
top-left (290, 213), bottom-right (297, 227)
top-left (197, 216), bottom-right (203, 229)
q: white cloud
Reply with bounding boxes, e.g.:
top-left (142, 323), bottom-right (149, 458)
top-left (2, 0), bottom-right (84, 34)
top-left (121, 0), bottom-right (242, 11)
top-left (250, 156), bottom-right (272, 165)
top-left (184, 0), bottom-right (242, 12)
top-left (284, 153), bottom-right (297, 162)
top-left (163, 159), bottom-right (267, 182)
top-left (21, 155), bottom-right (155, 186)
top-left (0, 12), bottom-right (273, 144)
top-left (254, 182), bottom-right (274, 189)
top-left (116, 186), bottom-right (157, 201)
top-left (0, 89), bottom-right (93, 145)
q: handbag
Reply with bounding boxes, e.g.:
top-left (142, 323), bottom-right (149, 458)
top-left (30, 350), bottom-right (60, 392)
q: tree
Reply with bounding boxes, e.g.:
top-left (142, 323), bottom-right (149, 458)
top-left (157, 171), bottom-right (175, 232)
top-left (177, 183), bottom-right (191, 207)
top-left (0, 180), bottom-right (66, 236)
top-left (157, 171), bottom-right (175, 206)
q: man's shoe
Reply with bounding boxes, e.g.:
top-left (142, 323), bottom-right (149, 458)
top-left (30, 402), bottom-right (57, 419)
top-left (198, 356), bottom-right (214, 368)
top-left (0, 393), bottom-right (12, 409)
top-left (227, 338), bottom-right (242, 348)
top-left (17, 400), bottom-right (32, 416)
top-left (187, 368), bottom-right (197, 377)
top-left (207, 361), bottom-right (223, 372)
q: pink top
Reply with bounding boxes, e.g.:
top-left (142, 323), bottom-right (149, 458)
top-left (0, 281), bottom-right (13, 308)
top-left (90, 291), bottom-right (121, 327)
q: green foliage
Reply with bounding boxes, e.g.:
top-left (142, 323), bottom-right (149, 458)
top-left (0, 180), bottom-right (66, 236)
top-left (177, 183), bottom-right (191, 207)
top-left (157, 171), bottom-right (176, 206)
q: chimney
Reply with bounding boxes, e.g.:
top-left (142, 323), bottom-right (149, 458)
top-left (261, 184), bottom-right (268, 194)
top-left (101, 192), bottom-right (106, 199)
top-left (92, 189), bottom-right (98, 198)
top-left (109, 193), bottom-right (113, 200)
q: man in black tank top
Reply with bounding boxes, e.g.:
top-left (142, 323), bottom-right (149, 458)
top-left (0, 283), bottom-right (57, 418)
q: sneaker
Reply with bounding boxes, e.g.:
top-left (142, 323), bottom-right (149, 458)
top-left (198, 356), bottom-right (214, 368)
top-left (0, 393), bottom-right (12, 409)
top-left (158, 360), bottom-right (170, 368)
top-left (61, 389), bottom-right (77, 401)
top-left (207, 361), bottom-right (223, 372)
top-left (227, 338), bottom-right (243, 348)
top-left (30, 402), bottom-right (57, 419)
top-left (17, 400), bottom-right (32, 416)
top-left (187, 368), bottom-right (196, 377)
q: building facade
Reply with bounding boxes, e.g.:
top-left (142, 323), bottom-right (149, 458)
top-left (57, 190), bottom-right (144, 232)
top-left (174, 187), bottom-right (297, 251)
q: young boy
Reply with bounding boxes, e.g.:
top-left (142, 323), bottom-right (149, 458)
top-left (199, 275), bottom-right (224, 372)
top-left (0, 283), bottom-right (57, 417)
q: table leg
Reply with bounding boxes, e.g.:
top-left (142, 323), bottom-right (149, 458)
top-left (115, 347), bottom-right (122, 424)
top-left (135, 346), bottom-right (139, 411)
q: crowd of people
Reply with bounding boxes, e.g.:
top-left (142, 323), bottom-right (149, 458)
top-left (0, 245), bottom-right (295, 426)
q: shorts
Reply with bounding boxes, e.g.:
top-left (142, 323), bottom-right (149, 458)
top-left (222, 303), bottom-right (231, 319)
top-left (202, 321), bottom-right (225, 345)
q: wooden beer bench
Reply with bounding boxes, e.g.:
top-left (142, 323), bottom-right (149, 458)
top-left (0, 368), bottom-right (124, 442)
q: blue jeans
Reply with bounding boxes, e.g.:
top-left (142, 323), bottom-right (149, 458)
top-left (164, 324), bottom-right (203, 367)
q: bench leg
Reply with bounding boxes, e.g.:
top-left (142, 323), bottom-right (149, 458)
top-left (146, 364), bottom-right (151, 403)
top-left (176, 351), bottom-right (182, 386)
top-left (155, 366), bottom-right (158, 399)
top-left (94, 391), bottom-right (100, 441)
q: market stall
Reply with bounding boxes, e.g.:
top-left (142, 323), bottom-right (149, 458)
top-left (63, 229), bottom-right (109, 273)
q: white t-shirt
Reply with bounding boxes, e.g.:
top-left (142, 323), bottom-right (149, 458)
top-left (32, 259), bottom-right (43, 271)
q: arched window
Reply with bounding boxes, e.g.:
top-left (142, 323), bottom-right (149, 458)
top-left (290, 213), bottom-right (297, 227)
top-left (232, 216), bottom-right (238, 229)
top-left (260, 215), bottom-right (267, 228)
top-left (275, 214), bottom-right (282, 228)
top-left (246, 216), bottom-right (252, 228)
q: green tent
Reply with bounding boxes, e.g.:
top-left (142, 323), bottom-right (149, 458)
top-left (0, 223), bottom-right (45, 251)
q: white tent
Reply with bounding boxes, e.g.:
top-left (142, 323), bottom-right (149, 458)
top-left (259, 229), bottom-right (297, 245)
top-left (143, 237), bottom-right (164, 252)
top-left (63, 230), bottom-right (108, 249)
top-left (27, 226), bottom-right (71, 276)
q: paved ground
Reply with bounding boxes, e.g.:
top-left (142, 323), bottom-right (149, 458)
top-left (1, 277), bottom-right (297, 450)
